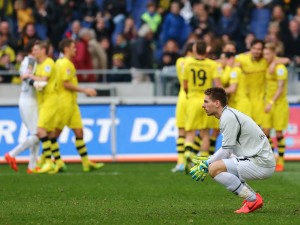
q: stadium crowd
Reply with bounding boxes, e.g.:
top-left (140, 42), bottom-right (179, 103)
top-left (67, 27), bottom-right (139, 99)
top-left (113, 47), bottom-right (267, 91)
top-left (0, 0), bottom-right (300, 83)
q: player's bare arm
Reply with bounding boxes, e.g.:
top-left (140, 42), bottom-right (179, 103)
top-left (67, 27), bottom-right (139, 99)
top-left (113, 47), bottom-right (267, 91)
top-left (213, 77), bottom-right (222, 88)
top-left (22, 73), bottom-right (48, 82)
top-left (269, 57), bottom-right (290, 73)
top-left (265, 80), bottom-right (285, 113)
top-left (224, 83), bottom-right (237, 94)
top-left (64, 81), bottom-right (97, 96)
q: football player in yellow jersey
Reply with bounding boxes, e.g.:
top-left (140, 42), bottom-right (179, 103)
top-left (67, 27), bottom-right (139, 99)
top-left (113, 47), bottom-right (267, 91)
top-left (235, 40), bottom-right (266, 126)
top-left (221, 42), bottom-right (251, 117)
top-left (182, 40), bottom-right (221, 173)
top-left (53, 39), bottom-right (104, 173)
top-left (172, 43), bottom-right (194, 172)
top-left (235, 39), bottom-right (290, 126)
top-left (23, 41), bottom-right (58, 173)
top-left (262, 43), bottom-right (289, 172)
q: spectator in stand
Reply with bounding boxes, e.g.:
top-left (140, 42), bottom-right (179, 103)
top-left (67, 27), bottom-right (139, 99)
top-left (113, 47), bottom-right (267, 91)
top-left (141, 2), bottom-right (162, 34)
top-left (155, 0), bottom-right (172, 18)
top-left (87, 29), bottom-right (108, 82)
top-left (249, 0), bottom-right (272, 40)
top-left (0, 0), bottom-right (14, 29)
top-left (112, 33), bottom-right (130, 69)
top-left (93, 14), bottom-right (113, 41)
top-left (103, 0), bottom-right (127, 45)
top-left (11, 51), bottom-right (26, 84)
top-left (0, 21), bottom-right (18, 51)
top-left (282, 19), bottom-right (300, 66)
top-left (216, 3), bottom-right (240, 43)
top-left (0, 54), bottom-right (14, 83)
top-left (271, 4), bottom-right (289, 40)
top-left (14, 0), bottom-right (35, 33)
top-left (123, 16), bottom-right (137, 42)
top-left (73, 28), bottom-right (96, 82)
top-left (0, 32), bottom-right (15, 63)
top-left (130, 24), bottom-right (154, 83)
top-left (180, 0), bottom-right (193, 24)
top-left (32, 0), bottom-right (50, 40)
top-left (160, 1), bottom-right (189, 48)
top-left (160, 39), bottom-right (180, 68)
top-left (186, 32), bottom-right (198, 44)
top-left (190, 8), bottom-right (215, 39)
top-left (65, 20), bottom-right (81, 41)
top-left (48, 0), bottom-right (73, 52)
top-left (241, 32), bottom-right (256, 52)
top-left (18, 23), bottom-right (39, 51)
top-left (265, 22), bottom-right (284, 56)
top-left (110, 33), bottom-right (131, 82)
top-left (99, 36), bottom-right (113, 71)
top-left (109, 53), bottom-right (131, 82)
top-left (202, 0), bottom-right (223, 23)
top-left (79, 0), bottom-right (99, 28)
top-left (294, 6), bottom-right (300, 25)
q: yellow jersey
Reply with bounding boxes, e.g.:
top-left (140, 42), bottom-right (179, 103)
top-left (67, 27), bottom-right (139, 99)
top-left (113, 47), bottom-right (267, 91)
top-left (176, 57), bottom-right (186, 95)
top-left (228, 66), bottom-right (249, 103)
top-left (55, 57), bottom-right (78, 104)
top-left (183, 57), bottom-right (218, 98)
top-left (35, 57), bottom-right (56, 100)
top-left (265, 63), bottom-right (288, 103)
top-left (219, 65), bottom-right (231, 88)
top-left (235, 53), bottom-right (267, 100)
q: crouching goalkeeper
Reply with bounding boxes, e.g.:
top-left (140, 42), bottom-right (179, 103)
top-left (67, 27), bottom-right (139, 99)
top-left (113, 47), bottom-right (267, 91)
top-left (190, 87), bottom-right (275, 214)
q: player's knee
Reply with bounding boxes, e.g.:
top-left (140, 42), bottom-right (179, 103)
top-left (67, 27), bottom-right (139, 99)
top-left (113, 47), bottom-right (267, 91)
top-left (209, 161), bottom-right (226, 178)
top-left (73, 128), bottom-right (84, 138)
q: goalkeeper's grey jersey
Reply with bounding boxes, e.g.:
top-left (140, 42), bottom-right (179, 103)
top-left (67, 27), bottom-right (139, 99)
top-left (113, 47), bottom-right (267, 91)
top-left (19, 56), bottom-right (37, 101)
top-left (220, 106), bottom-right (276, 168)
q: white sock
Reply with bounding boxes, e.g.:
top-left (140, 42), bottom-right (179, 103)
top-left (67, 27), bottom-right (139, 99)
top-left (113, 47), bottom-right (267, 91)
top-left (9, 135), bottom-right (39, 158)
top-left (214, 172), bottom-right (256, 201)
top-left (28, 142), bottom-right (39, 170)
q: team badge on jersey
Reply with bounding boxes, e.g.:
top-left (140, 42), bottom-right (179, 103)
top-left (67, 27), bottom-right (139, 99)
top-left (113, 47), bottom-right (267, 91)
top-left (45, 65), bottom-right (51, 72)
top-left (230, 71), bottom-right (237, 78)
top-left (277, 68), bottom-right (284, 76)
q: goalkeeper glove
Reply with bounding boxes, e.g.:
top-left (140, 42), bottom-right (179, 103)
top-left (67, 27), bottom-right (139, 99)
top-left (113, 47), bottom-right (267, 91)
top-left (33, 81), bottom-right (48, 91)
top-left (189, 157), bottom-right (209, 182)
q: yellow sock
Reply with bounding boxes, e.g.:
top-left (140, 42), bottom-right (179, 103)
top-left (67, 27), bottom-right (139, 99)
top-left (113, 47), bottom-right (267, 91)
top-left (200, 150), bottom-right (209, 157)
top-left (184, 142), bottom-right (194, 158)
top-left (209, 137), bottom-right (217, 155)
top-left (51, 138), bottom-right (63, 164)
top-left (75, 138), bottom-right (89, 162)
top-left (40, 137), bottom-right (52, 159)
top-left (176, 136), bottom-right (185, 164)
top-left (277, 136), bottom-right (285, 166)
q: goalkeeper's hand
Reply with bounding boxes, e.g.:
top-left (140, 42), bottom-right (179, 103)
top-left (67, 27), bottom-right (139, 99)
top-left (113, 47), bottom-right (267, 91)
top-left (33, 81), bottom-right (48, 91)
top-left (189, 157), bottom-right (209, 182)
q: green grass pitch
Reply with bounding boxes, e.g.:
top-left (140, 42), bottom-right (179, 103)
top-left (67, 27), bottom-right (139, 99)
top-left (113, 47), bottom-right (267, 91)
top-left (0, 162), bottom-right (299, 225)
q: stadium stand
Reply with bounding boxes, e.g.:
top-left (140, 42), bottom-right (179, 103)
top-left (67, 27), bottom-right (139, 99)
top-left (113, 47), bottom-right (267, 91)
top-left (0, 0), bottom-right (299, 102)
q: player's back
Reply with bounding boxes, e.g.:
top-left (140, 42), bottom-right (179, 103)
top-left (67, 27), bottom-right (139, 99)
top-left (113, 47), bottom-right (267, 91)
top-left (184, 57), bottom-right (218, 98)
top-left (221, 107), bottom-right (275, 167)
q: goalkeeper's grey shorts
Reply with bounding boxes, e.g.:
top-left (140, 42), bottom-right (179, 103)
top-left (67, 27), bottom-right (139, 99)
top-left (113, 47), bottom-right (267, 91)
top-left (222, 157), bottom-right (275, 182)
